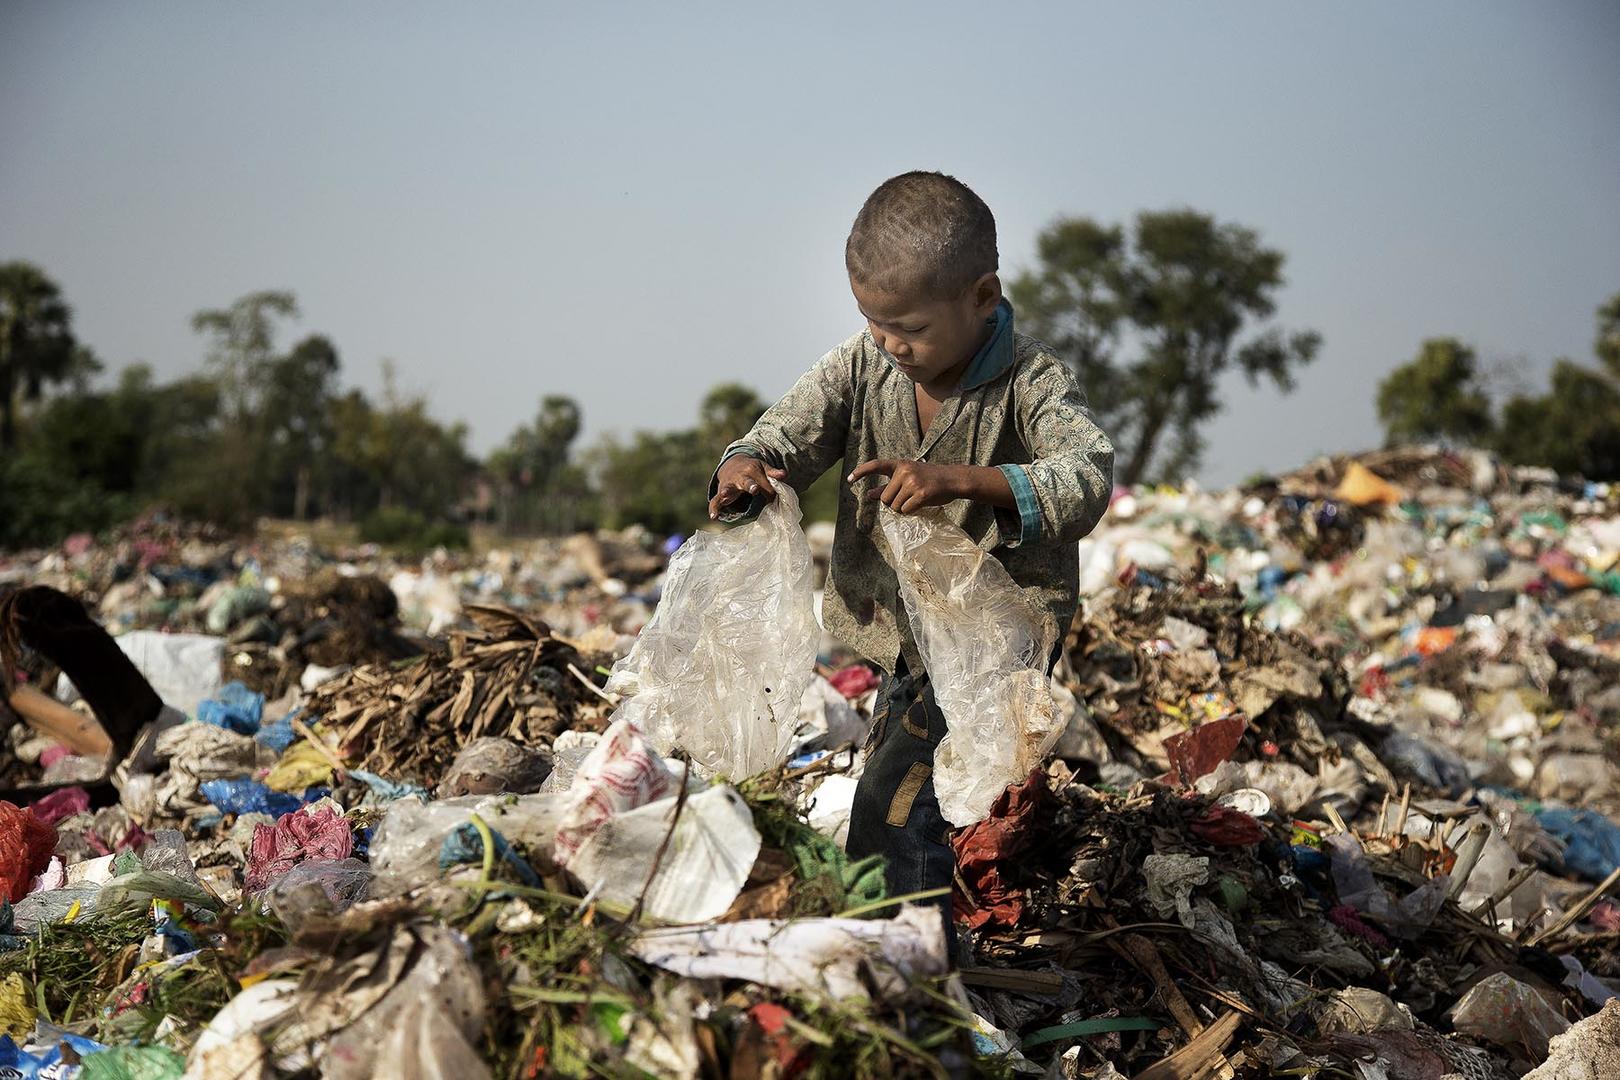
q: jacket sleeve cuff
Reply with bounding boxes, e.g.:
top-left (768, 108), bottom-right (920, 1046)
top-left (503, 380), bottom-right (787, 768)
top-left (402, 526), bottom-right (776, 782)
top-left (996, 463), bottom-right (1042, 547)
top-left (708, 444), bottom-right (771, 523)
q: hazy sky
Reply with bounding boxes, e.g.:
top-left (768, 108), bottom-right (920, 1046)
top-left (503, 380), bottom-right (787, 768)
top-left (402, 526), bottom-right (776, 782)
top-left (4, 2), bottom-right (1617, 485)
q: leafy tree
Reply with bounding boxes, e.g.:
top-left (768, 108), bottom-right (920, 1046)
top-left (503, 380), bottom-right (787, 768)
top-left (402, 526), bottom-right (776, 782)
top-left (489, 395), bottom-right (584, 533)
top-left (1375, 338), bottom-right (1496, 446)
top-left (260, 334), bottom-right (341, 518)
top-left (590, 428), bottom-right (705, 534)
top-left (0, 261), bottom-right (87, 449)
top-left (1597, 292), bottom-right (1620, 379)
top-left (1011, 209), bottom-right (1321, 485)
top-left (329, 361), bottom-right (474, 520)
top-left (1496, 361), bottom-right (1620, 479)
top-left (190, 291), bottom-right (299, 418)
top-left (1492, 293), bottom-right (1620, 480)
top-left (697, 382), bottom-right (767, 463)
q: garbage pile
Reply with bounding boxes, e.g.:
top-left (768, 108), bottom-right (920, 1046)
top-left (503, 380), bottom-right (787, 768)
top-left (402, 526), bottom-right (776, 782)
top-left (0, 447), bottom-right (1616, 1078)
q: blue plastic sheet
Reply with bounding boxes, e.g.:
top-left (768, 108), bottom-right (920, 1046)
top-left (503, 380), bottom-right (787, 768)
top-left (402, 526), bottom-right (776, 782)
top-left (196, 681), bottom-right (265, 735)
top-left (254, 708), bottom-right (299, 753)
top-left (1536, 807), bottom-right (1620, 883)
top-left (198, 779), bottom-right (326, 819)
top-left (348, 770), bottom-right (429, 803)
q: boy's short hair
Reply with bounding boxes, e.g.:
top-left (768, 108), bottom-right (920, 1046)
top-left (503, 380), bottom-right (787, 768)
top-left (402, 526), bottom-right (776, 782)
top-left (845, 171), bottom-right (998, 300)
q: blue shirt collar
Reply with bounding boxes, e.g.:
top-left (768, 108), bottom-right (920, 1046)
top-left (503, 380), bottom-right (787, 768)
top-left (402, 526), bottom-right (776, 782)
top-left (959, 299), bottom-right (1016, 390)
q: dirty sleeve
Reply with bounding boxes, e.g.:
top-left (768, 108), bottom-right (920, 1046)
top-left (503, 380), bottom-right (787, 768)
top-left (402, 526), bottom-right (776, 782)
top-left (708, 344), bottom-right (855, 520)
top-left (1004, 355), bottom-right (1115, 546)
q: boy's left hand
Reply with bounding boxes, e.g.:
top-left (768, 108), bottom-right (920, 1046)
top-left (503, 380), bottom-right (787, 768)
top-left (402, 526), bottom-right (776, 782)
top-left (847, 459), bottom-right (965, 514)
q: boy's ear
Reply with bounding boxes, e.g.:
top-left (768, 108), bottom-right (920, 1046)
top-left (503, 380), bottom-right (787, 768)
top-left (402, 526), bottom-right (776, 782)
top-left (971, 272), bottom-right (1002, 316)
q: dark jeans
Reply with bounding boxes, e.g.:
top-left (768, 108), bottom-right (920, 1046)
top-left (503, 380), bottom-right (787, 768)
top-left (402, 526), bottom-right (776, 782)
top-left (846, 659), bottom-right (955, 927)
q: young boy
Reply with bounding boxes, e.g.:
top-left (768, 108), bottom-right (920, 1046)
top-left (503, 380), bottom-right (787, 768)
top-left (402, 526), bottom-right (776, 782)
top-left (706, 171), bottom-right (1114, 920)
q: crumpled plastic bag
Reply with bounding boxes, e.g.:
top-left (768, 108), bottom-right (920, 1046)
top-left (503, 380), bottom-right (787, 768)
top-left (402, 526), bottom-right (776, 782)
top-left (1537, 807), bottom-right (1620, 883)
top-left (245, 802), bottom-right (353, 894)
top-left (879, 507), bottom-right (1059, 826)
top-left (630, 904), bottom-right (947, 1002)
top-left (567, 784), bottom-right (761, 924)
top-left (114, 631), bottom-right (223, 719)
top-left (78, 1044), bottom-right (186, 1080)
top-left (261, 923), bottom-right (491, 1080)
top-left (1143, 853), bottom-right (1210, 928)
top-left (264, 857), bottom-right (371, 935)
top-left (554, 719), bottom-right (679, 864)
top-left (605, 480), bottom-right (818, 780)
top-left (369, 793), bottom-right (566, 897)
top-left (1448, 971), bottom-right (1571, 1061)
top-left (196, 681), bottom-right (265, 735)
top-left (1326, 832), bottom-right (1448, 938)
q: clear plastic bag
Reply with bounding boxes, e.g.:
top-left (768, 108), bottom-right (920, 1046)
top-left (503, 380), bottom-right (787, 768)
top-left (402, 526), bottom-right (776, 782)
top-left (369, 793), bottom-right (566, 897)
top-left (879, 507), bottom-right (1061, 826)
top-left (265, 857), bottom-right (371, 934)
top-left (606, 480), bottom-right (818, 780)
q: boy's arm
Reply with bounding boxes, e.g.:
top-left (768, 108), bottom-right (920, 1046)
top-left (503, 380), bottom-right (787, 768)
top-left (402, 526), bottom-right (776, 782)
top-left (997, 359), bottom-right (1116, 547)
top-left (708, 345), bottom-right (854, 521)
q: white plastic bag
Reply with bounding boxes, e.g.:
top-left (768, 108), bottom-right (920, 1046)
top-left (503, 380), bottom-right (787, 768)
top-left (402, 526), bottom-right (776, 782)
top-left (606, 480), bottom-right (818, 779)
top-left (879, 507), bottom-right (1060, 826)
top-left (566, 784), bottom-right (761, 924)
top-left (115, 631), bottom-right (223, 718)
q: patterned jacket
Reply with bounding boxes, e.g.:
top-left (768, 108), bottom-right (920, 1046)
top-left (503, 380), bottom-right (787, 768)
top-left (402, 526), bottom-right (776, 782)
top-left (711, 301), bottom-right (1114, 674)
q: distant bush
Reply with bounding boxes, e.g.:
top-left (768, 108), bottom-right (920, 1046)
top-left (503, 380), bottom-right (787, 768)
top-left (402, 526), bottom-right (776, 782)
top-left (0, 457), bottom-right (135, 550)
top-left (359, 506), bottom-right (469, 552)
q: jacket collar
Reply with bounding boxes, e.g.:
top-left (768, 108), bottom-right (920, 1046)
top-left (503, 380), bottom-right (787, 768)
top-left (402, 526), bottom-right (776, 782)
top-left (958, 298), bottom-right (1016, 390)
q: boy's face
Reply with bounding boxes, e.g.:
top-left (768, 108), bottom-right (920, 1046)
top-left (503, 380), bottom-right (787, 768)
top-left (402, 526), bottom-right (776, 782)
top-left (851, 272), bottom-right (1002, 388)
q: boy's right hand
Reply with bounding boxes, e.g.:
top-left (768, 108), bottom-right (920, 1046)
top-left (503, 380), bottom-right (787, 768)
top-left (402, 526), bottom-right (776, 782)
top-left (709, 456), bottom-right (788, 520)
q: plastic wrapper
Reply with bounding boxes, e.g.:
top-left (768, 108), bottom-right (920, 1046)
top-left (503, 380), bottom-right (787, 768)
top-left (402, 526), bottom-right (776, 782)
top-left (136, 829), bottom-right (201, 887)
top-left (878, 506), bottom-right (1060, 827)
top-left (264, 857), bottom-right (371, 934)
top-left (1448, 971), bottom-right (1571, 1061)
top-left (369, 793), bottom-right (566, 897)
top-left (435, 736), bottom-right (552, 798)
top-left (630, 904), bottom-right (947, 1003)
top-left (605, 480), bottom-right (818, 780)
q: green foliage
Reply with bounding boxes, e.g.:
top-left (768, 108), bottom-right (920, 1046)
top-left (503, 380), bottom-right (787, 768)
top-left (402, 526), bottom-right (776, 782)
top-left (0, 261), bottom-right (95, 449)
top-left (1377, 293), bottom-right (1620, 481)
top-left (360, 506), bottom-right (470, 552)
top-left (589, 382), bottom-right (772, 534)
top-left (1010, 208), bottom-right (1320, 485)
top-left (1376, 338), bottom-right (1496, 446)
top-left (489, 394), bottom-right (587, 533)
top-left (1496, 358), bottom-right (1620, 479)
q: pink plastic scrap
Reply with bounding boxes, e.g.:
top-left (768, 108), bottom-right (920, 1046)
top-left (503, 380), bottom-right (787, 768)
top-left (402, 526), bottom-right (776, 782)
top-left (28, 786), bottom-right (90, 826)
top-left (245, 805), bottom-right (353, 893)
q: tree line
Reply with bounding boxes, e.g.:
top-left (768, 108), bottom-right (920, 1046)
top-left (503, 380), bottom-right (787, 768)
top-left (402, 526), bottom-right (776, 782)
top-left (3, 214), bottom-right (1615, 549)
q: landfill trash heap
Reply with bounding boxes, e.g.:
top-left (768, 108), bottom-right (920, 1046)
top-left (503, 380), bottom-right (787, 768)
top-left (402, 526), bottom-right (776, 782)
top-left (0, 445), bottom-right (1613, 1079)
